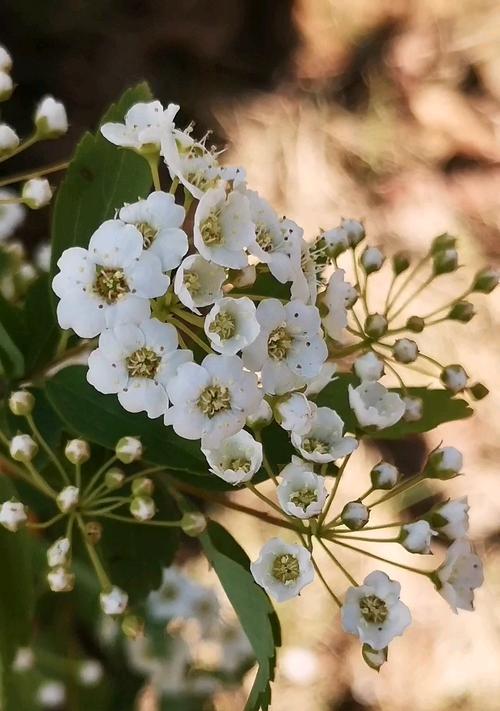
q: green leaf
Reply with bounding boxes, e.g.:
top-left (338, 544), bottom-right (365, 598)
top-left (200, 521), bottom-right (280, 711)
top-left (22, 276), bottom-right (60, 376)
top-left (316, 373), bottom-right (473, 438)
top-left (50, 83), bottom-right (153, 290)
top-left (0, 295), bottom-right (25, 380)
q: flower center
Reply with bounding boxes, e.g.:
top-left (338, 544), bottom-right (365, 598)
top-left (201, 210), bottom-right (223, 246)
top-left (256, 224), bottom-right (274, 252)
top-left (290, 487), bottom-right (318, 511)
top-left (359, 595), bottom-right (388, 624)
top-left (301, 437), bottom-right (329, 455)
top-left (126, 347), bottom-right (161, 379)
top-left (187, 172), bottom-right (219, 192)
top-left (136, 222), bottom-right (158, 249)
top-left (227, 457), bottom-right (251, 472)
top-left (209, 311), bottom-right (236, 340)
top-left (184, 270), bottom-right (201, 295)
top-left (197, 384), bottom-right (231, 418)
top-left (272, 554), bottom-right (300, 584)
top-left (94, 267), bottom-right (129, 304)
top-left (267, 326), bottom-right (293, 361)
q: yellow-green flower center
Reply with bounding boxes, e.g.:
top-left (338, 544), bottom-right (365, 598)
top-left (290, 487), bottom-right (318, 511)
top-left (267, 326), bottom-right (293, 361)
top-left (126, 347), bottom-right (161, 379)
top-left (359, 595), bottom-right (388, 624)
top-left (187, 172), bottom-right (219, 192)
top-left (201, 210), bottom-right (223, 246)
top-left (197, 384), bottom-right (231, 418)
top-left (94, 267), bottom-right (129, 304)
top-left (136, 222), bottom-right (158, 249)
top-left (227, 457), bottom-right (251, 472)
top-left (184, 270), bottom-right (201, 295)
top-left (301, 437), bottom-right (329, 455)
top-left (256, 224), bottom-right (274, 252)
top-left (272, 553), bottom-right (300, 584)
top-left (209, 311), bottom-right (236, 341)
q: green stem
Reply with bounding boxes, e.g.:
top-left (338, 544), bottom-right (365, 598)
top-left (0, 133), bottom-right (39, 164)
top-left (167, 316), bottom-right (212, 354)
top-left (98, 513), bottom-right (183, 527)
top-left (419, 288), bottom-right (472, 320)
top-left (255, 433), bottom-right (278, 486)
top-left (169, 177), bottom-right (179, 194)
top-left (82, 455), bottom-right (117, 499)
top-left (77, 515), bottom-right (112, 590)
top-left (25, 462), bottom-right (58, 498)
top-left (170, 306), bottom-right (205, 327)
top-left (28, 512), bottom-right (65, 529)
top-left (0, 160), bottom-right (69, 189)
top-left (385, 254), bottom-right (430, 315)
top-left (388, 275), bottom-right (434, 322)
top-left (310, 554), bottom-right (342, 606)
top-left (26, 413), bottom-right (71, 485)
top-left (369, 473), bottom-right (426, 508)
top-left (245, 482), bottom-right (284, 516)
top-left (328, 536), bottom-right (431, 576)
top-left (319, 453), bottom-right (352, 527)
top-left (329, 533), bottom-right (399, 543)
top-left (317, 537), bottom-right (358, 585)
top-left (146, 155), bottom-right (161, 191)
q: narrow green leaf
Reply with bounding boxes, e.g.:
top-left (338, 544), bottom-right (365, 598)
top-left (22, 276), bottom-right (60, 376)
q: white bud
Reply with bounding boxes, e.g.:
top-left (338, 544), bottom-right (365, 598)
top-left (181, 511), bottom-right (207, 537)
top-left (0, 500), bottom-right (27, 532)
top-left (0, 71), bottom-right (13, 101)
top-left (246, 399), bottom-right (273, 429)
top-left (47, 537), bottom-right (71, 568)
top-left (364, 313), bottom-right (388, 338)
top-left (130, 496), bottom-right (155, 521)
top-left (78, 659), bottom-right (103, 686)
top-left (362, 643), bottom-right (387, 671)
top-left (230, 264), bottom-right (256, 288)
top-left (12, 647), bottom-right (34, 672)
top-left (10, 434), bottom-right (38, 462)
top-left (56, 486), bottom-right (80, 513)
top-left (431, 497), bottom-right (469, 540)
top-left (441, 364), bottom-right (468, 393)
top-left (0, 124), bottom-right (19, 153)
top-left (0, 46), bottom-right (12, 73)
top-left (341, 501), bottom-right (370, 530)
top-left (354, 352), bottom-right (384, 381)
top-left (8, 390), bottom-right (35, 416)
top-left (47, 566), bottom-right (75, 593)
top-left (426, 446), bottom-right (463, 480)
top-left (403, 395), bottom-right (423, 422)
top-left (115, 436), bottom-right (142, 464)
top-left (34, 96), bottom-right (68, 137)
top-left (370, 461), bottom-right (399, 490)
top-left (322, 225), bottom-right (348, 257)
top-left (341, 218), bottom-right (365, 247)
top-left (104, 467), bottom-right (125, 489)
top-left (400, 520), bottom-right (435, 554)
top-left (64, 439), bottom-right (90, 464)
top-left (37, 680), bottom-right (66, 708)
top-left (22, 178), bottom-right (52, 209)
top-left (393, 338), bottom-right (419, 364)
top-left (100, 586), bottom-right (128, 616)
top-left (360, 246), bottom-right (384, 274)
top-left (131, 477), bottom-right (153, 496)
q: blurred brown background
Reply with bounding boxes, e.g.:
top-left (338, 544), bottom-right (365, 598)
top-left (2, 1), bottom-right (500, 709)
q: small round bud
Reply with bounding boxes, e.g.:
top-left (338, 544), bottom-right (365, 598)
top-left (115, 436), bottom-right (142, 464)
top-left (364, 313), bottom-right (388, 338)
top-left (246, 399), bottom-right (273, 430)
top-left (392, 251), bottom-right (410, 275)
top-left (362, 644), bottom-right (387, 672)
top-left (0, 499), bottom-right (27, 532)
top-left (399, 521), bottom-right (435, 554)
top-left (448, 301), bottom-right (475, 323)
top-left (78, 660), bottom-right (103, 687)
top-left (22, 178), bottom-right (52, 209)
top-left (105, 467), bottom-right (125, 490)
top-left (441, 364), bottom-right (468, 393)
top-left (121, 614), bottom-right (143, 639)
top-left (85, 521), bottom-right (103, 545)
top-left (393, 338), bottom-right (419, 364)
top-left (181, 511), bottom-right (207, 537)
top-left (469, 382), bottom-right (489, 401)
top-left (341, 501), bottom-right (370, 530)
top-left (0, 124), bottom-right (19, 154)
top-left (47, 537), bottom-right (71, 567)
top-left (425, 446), bottom-right (463, 480)
top-left (342, 218), bottom-right (365, 247)
top-left (360, 246), bottom-right (385, 274)
top-left (37, 681), bottom-right (66, 708)
top-left (100, 586), bottom-right (128, 616)
top-left (432, 248), bottom-right (458, 275)
top-left (131, 477), bottom-right (154, 497)
top-left (471, 267), bottom-right (499, 294)
top-left (0, 71), bottom-right (14, 102)
top-left (403, 395), bottom-right (423, 422)
top-left (431, 233), bottom-right (456, 254)
top-left (353, 352), bottom-right (384, 382)
top-left (34, 96), bottom-right (68, 138)
top-left (229, 264), bottom-right (256, 288)
top-left (0, 46), bottom-right (12, 73)
top-left (47, 566), bottom-right (75, 593)
top-left (10, 434), bottom-right (38, 463)
top-left (370, 461), bottom-right (399, 490)
top-left (12, 647), bottom-right (34, 672)
top-left (64, 439), bottom-right (90, 465)
top-left (130, 496), bottom-right (155, 521)
top-left (406, 315), bottom-right (425, 333)
top-left (56, 486), bottom-right (80, 513)
top-left (8, 390), bottom-right (35, 416)
top-left (322, 226), bottom-right (349, 257)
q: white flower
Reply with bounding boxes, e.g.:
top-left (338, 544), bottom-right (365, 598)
top-left (426, 446), bottom-right (463, 479)
top-left (118, 191), bottom-right (188, 272)
top-left (52, 220), bottom-right (168, 338)
top-left (304, 362), bottom-right (337, 396)
top-left (354, 352), bottom-right (384, 381)
top-left (246, 398), bottom-right (273, 429)
top-left (174, 254), bottom-right (226, 314)
top-left (322, 225), bottom-right (349, 257)
top-left (87, 318), bottom-right (191, 418)
top-left (0, 71), bottom-right (13, 101)
top-left (360, 246), bottom-right (384, 273)
top-left (431, 497), bottom-right (469, 540)
top-left (320, 269), bottom-right (358, 342)
top-left (250, 538), bottom-right (314, 602)
top-left (47, 537), bottom-right (71, 567)
top-left (64, 439), bottom-right (90, 464)
top-left (275, 392), bottom-right (317, 435)
top-left (47, 566), bottom-right (75, 592)
top-left (189, 585), bottom-right (220, 637)
top-left (202, 429), bottom-right (262, 485)
top-left (130, 496), bottom-right (156, 521)
top-left (100, 586), bottom-right (128, 615)
top-left (22, 178), bottom-right (52, 209)
top-left (393, 338), bottom-right (419, 364)
top-left (204, 296), bottom-right (260, 355)
top-left (0, 500), bottom-right (27, 532)
top-left (403, 395), bottom-right (423, 422)
top-left (56, 486), bottom-right (80, 513)
top-left (115, 436), bottom-right (142, 463)
top-left (290, 234), bottom-right (319, 305)
top-left (101, 101), bottom-right (178, 150)
top-left (291, 406), bottom-right (357, 463)
top-left (341, 571), bottom-right (411, 650)
top-left (194, 186), bottom-right (254, 268)
top-left (370, 461), bottom-right (399, 490)
top-left (441, 364), bottom-right (468, 393)
top-left (147, 568), bottom-right (198, 621)
top-left (35, 96), bottom-right (68, 137)
top-left (165, 354), bottom-right (262, 448)
top-left (78, 660), bottom-right (103, 686)
top-left (277, 458), bottom-right (327, 519)
top-left (348, 382), bottom-right (405, 429)
top-left (434, 538), bottom-right (483, 612)
top-left (243, 299), bottom-right (328, 395)
top-left (341, 501), bottom-right (370, 530)
top-left (0, 46), bottom-right (12, 72)
top-left (12, 647), bottom-right (34, 672)
top-left (0, 190), bottom-right (25, 240)
top-left (10, 434), bottom-right (38, 462)
top-left (0, 124), bottom-right (19, 152)
top-left (400, 521), bottom-right (435, 554)
top-left (37, 681), bottom-right (66, 708)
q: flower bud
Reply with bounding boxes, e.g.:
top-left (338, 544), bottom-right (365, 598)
top-left (471, 267), bottom-right (499, 294)
top-left (431, 233), bottom-right (456, 254)
top-left (354, 352), bottom-right (384, 381)
top-left (12, 647), bottom-right (34, 672)
top-left (105, 467), bottom-right (125, 489)
top-left (115, 436), bottom-right (142, 463)
top-left (428, 497), bottom-right (469, 540)
top-left (364, 313), bottom-right (388, 338)
top-left (78, 660), bottom-right (103, 687)
top-left (341, 501), bottom-right (370, 530)
top-left (393, 338), bottom-right (419, 364)
top-left (360, 246), bottom-right (385, 274)
top-left (64, 439), bottom-right (90, 465)
top-left (432, 248), bottom-right (458, 275)
top-left (403, 395), bottom-right (423, 422)
top-left (121, 614), bottom-right (143, 639)
top-left (100, 586), bottom-right (128, 616)
top-left (0, 46), bottom-right (12, 73)
top-left (0, 124), bottom-right (19, 154)
top-left (342, 218), bottom-right (365, 247)
top-left (34, 96), bottom-right (68, 138)
top-left (56, 486), bottom-right (80, 513)
top-left (322, 226), bottom-right (348, 257)
top-left (246, 399), bottom-right (273, 430)
top-left (362, 644), bottom-right (387, 671)
top-left (399, 521), bottom-right (435, 554)
top-left (425, 446), bottom-right (463, 480)
top-left (131, 477), bottom-right (154, 497)
top-left (229, 264), bottom-right (256, 288)
top-left (448, 301), bottom-right (475, 323)
top-left (370, 461), bottom-right (399, 490)
top-left (47, 537), bottom-right (71, 567)
top-left (8, 390), bottom-right (35, 416)
top-left (469, 382), bottom-right (489, 401)
top-left (181, 511), bottom-right (207, 537)
top-left (22, 178), bottom-right (52, 209)
top-left (392, 251), bottom-right (410, 275)
top-left (441, 364), bottom-right (468, 393)
top-left (85, 521), bottom-right (103, 545)
top-left (10, 434), bottom-right (38, 462)
top-left (130, 496), bottom-right (155, 521)
top-left (47, 566), bottom-right (75, 593)
top-left (0, 71), bottom-right (13, 101)
top-left (406, 315), bottom-right (425, 333)
top-left (0, 500), bottom-right (27, 532)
